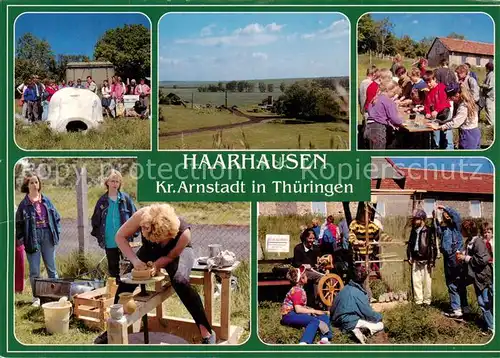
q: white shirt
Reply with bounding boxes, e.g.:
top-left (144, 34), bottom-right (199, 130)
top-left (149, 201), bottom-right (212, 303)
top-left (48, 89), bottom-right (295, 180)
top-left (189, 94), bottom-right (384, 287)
top-left (101, 86), bottom-right (111, 98)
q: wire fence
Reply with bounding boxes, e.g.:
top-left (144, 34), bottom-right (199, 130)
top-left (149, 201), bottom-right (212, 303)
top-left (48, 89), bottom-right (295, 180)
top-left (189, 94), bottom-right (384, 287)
top-left (14, 159), bottom-right (251, 265)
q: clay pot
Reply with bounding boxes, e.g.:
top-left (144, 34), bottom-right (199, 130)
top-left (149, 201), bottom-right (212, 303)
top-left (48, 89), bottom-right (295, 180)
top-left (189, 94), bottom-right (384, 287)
top-left (109, 304), bottom-right (124, 320)
top-left (118, 293), bottom-right (137, 315)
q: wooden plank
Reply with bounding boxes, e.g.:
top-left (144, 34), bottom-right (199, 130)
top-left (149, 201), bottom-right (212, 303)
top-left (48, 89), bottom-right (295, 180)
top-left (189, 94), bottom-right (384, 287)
top-left (203, 271), bottom-right (213, 327)
top-left (155, 281), bottom-right (163, 320)
top-left (75, 286), bottom-right (107, 299)
top-left (257, 280), bottom-right (290, 287)
top-left (220, 275), bottom-right (231, 340)
top-left (189, 276), bottom-right (204, 285)
top-left (125, 286), bottom-right (174, 326)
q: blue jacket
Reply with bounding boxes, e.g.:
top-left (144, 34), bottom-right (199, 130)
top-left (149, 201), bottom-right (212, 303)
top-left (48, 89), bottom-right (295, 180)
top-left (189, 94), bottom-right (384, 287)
top-left (16, 194), bottom-right (61, 254)
top-left (338, 219), bottom-right (349, 250)
top-left (23, 87), bottom-right (37, 102)
top-left (331, 281), bottom-right (382, 332)
top-left (435, 206), bottom-right (463, 268)
top-left (90, 191), bottom-right (138, 249)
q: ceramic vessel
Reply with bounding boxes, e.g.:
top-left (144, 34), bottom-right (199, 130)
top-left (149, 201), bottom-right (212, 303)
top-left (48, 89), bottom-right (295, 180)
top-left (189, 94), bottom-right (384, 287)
top-left (109, 304), bottom-right (124, 320)
top-left (118, 293), bottom-right (137, 315)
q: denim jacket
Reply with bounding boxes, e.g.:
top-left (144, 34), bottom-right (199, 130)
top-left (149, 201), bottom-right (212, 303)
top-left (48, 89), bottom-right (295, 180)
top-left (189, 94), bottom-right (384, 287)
top-left (90, 191), bottom-right (138, 249)
top-left (435, 206), bottom-right (463, 268)
top-left (15, 194), bottom-right (61, 254)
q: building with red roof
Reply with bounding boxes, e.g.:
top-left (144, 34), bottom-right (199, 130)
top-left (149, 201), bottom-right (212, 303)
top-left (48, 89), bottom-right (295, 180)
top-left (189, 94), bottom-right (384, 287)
top-left (426, 37), bottom-right (494, 68)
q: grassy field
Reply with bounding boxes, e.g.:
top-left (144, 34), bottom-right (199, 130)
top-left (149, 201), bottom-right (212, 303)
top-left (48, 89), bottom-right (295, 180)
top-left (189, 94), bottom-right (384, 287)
top-left (15, 118), bottom-right (151, 150)
top-left (160, 110), bottom-right (349, 150)
top-left (14, 182), bottom-right (251, 225)
top-left (15, 252), bottom-right (250, 344)
top-left (258, 214), bottom-right (490, 344)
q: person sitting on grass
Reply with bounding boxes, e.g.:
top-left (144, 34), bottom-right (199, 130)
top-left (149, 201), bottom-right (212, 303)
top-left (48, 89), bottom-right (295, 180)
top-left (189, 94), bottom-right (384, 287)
top-left (407, 209), bottom-right (437, 306)
top-left (292, 228), bottom-right (322, 307)
top-left (132, 100), bottom-right (148, 119)
top-left (456, 220), bottom-right (493, 334)
top-left (280, 266), bottom-right (332, 345)
top-left (331, 264), bottom-right (384, 344)
top-left (435, 205), bottom-right (470, 319)
top-left (94, 203), bottom-right (216, 344)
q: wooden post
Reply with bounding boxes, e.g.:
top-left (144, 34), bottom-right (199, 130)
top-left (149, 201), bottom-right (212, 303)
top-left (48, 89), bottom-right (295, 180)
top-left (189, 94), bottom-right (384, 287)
top-left (203, 271), bottom-right (213, 327)
top-left (225, 90), bottom-right (228, 107)
top-left (220, 272), bottom-right (232, 341)
top-left (76, 166), bottom-right (88, 256)
top-left (107, 315), bottom-right (128, 344)
top-left (191, 92), bottom-right (194, 109)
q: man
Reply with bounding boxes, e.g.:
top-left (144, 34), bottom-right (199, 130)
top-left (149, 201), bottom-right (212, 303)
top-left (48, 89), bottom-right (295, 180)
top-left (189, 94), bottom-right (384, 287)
top-left (331, 265), bottom-right (384, 344)
top-left (292, 228), bottom-right (321, 307)
top-left (480, 62), bottom-right (494, 126)
top-left (407, 210), bottom-right (437, 306)
top-left (31, 75), bottom-right (44, 121)
top-left (435, 205), bottom-right (470, 318)
top-left (75, 78), bottom-right (85, 89)
top-left (435, 59), bottom-right (458, 87)
top-left (86, 76), bottom-right (97, 93)
top-left (135, 78), bottom-right (151, 109)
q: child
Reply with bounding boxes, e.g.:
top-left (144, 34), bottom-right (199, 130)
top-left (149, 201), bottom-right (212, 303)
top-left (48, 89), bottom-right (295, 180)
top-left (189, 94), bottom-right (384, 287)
top-left (395, 67), bottom-right (413, 105)
top-left (364, 80), bottom-right (404, 149)
top-left (481, 222), bottom-right (493, 264)
top-left (456, 65), bottom-right (480, 103)
top-left (407, 210), bottom-right (437, 305)
top-left (91, 170), bottom-right (138, 282)
top-left (456, 220), bottom-right (493, 333)
top-left (359, 67), bottom-right (378, 117)
top-left (280, 266), bottom-right (332, 344)
top-left (311, 218), bottom-right (321, 246)
top-left (409, 67), bottom-right (428, 106)
top-left (429, 83), bottom-right (481, 149)
top-left (423, 70), bottom-right (451, 122)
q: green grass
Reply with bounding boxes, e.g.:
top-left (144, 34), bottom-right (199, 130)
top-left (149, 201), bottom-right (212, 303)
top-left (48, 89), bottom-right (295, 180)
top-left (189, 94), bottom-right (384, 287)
top-left (15, 118), bottom-right (150, 150)
top-left (160, 118), bottom-right (349, 150)
top-left (15, 252), bottom-right (250, 345)
top-left (159, 105), bottom-right (249, 132)
top-left (258, 213), bottom-right (490, 344)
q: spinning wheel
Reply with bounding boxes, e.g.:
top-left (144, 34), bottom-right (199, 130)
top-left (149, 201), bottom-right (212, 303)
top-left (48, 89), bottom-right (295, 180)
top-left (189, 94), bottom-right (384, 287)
top-left (317, 273), bottom-right (344, 307)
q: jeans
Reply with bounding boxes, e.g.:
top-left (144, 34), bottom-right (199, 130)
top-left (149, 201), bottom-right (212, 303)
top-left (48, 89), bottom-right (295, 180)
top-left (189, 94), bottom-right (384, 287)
top-left (475, 286), bottom-right (494, 330)
top-left (115, 246), bottom-right (212, 333)
top-left (432, 130), bottom-right (454, 150)
top-left (444, 264), bottom-right (468, 312)
top-left (281, 311), bottom-right (332, 344)
top-left (41, 101), bottom-right (49, 121)
top-left (26, 227), bottom-right (58, 297)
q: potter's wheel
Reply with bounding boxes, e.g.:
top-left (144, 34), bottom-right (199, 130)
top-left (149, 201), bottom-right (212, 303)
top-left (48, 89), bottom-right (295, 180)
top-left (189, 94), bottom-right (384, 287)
top-left (120, 272), bottom-right (166, 285)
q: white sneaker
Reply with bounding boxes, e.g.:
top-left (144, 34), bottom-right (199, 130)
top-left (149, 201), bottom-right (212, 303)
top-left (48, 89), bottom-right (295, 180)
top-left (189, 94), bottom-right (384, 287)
top-left (318, 337), bottom-right (331, 344)
top-left (31, 297), bottom-right (40, 307)
top-left (299, 342), bottom-right (308, 345)
top-left (352, 328), bottom-right (367, 344)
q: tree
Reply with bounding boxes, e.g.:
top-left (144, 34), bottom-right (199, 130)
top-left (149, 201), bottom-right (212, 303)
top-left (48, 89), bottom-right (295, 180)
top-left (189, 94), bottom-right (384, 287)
top-left (54, 54), bottom-right (90, 82)
top-left (247, 82), bottom-right (255, 93)
top-left (237, 81), bottom-right (246, 92)
top-left (226, 81), bottom-right (238, 92)
top-left (395, 35), bottom-right (416, 59)
top-left (447, 32), bottom-right (466, 40)
top-left (415, 37), bottom-right (433, 58)
top-left (267, 83), bottom-right (274, 92)
top-left (217, 82), bottom-right (225, 92)
top-left (280, 82), bottom-right (286, 92)
top-left (15, 33), bottom-right (55, 84)
top-left (94, 24), bottom-right (151, 81)
top-left (258, 82), bottom-right (266, 93)
top-left (374, 18), bottom-right (394, 55)
top-left (358, 14), bottom-right (378, 54)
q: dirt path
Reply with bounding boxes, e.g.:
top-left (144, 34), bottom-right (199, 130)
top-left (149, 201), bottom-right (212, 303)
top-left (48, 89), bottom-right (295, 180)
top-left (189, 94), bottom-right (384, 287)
top-left (160, 107), bottom-right (281, 137)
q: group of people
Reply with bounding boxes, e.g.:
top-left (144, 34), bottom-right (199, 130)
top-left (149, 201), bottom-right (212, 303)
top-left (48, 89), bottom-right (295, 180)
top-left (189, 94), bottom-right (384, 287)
top-left (407, 206), bottom-right (493, 333)
top-left (16, 74), bottom-right (151, 122)
top-left (279, 203), bottom-right (494, 344)
top-left (359, 54), bottom-right (495, 150)
top-left (15, 170), bottom-right (216, 344)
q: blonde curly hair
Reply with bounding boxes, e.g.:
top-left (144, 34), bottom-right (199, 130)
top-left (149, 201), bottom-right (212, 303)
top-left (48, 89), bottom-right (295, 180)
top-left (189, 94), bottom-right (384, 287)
top-left (140, 204), bottom-right (180, 243)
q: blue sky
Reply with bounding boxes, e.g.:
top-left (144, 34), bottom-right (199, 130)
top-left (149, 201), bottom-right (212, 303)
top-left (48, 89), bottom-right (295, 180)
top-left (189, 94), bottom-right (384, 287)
top-left (390, 158), bottom-right (494, 174)
top-left (15, 13), bottom-right (150, 58)
top-left (159, 13), bottom-right (349, 81)
top-left (371, 13), bottom-right (493, 43)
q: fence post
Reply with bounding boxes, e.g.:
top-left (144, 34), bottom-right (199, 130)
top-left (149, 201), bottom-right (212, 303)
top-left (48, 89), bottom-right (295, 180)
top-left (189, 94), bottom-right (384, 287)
top-left (191, 92), bottom-right (194, 109)
top-left (76, 166), bottom-right (89, 256)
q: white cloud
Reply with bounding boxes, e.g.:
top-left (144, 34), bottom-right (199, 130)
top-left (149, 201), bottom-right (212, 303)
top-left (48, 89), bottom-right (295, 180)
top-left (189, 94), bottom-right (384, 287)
top-left (200, 24), bottom-right (216, 37)
top-left (252, 52), bottom-right (268, 60)
top-left (175, 22), bottom-right (285, 47)
top-left (301, 19), bottom-right (349, 40)
top-left (412, 20), bottom-right (419, 24)
top-left (159, 57), bottom-right (182, 65)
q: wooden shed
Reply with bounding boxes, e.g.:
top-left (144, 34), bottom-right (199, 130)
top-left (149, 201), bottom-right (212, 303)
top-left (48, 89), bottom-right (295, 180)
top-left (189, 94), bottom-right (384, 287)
top-left (426, 37), bottom-right (494, 68)
top-left (65, 61), bottom-right (115, 86)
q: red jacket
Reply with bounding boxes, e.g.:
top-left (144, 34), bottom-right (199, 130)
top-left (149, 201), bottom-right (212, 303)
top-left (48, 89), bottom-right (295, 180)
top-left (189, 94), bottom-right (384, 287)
top-left (364, 81), bottom-right (379, 111)
top-left (424, 83), bottom-right (450, 115)
top-left (46, 86), bottom-right (57, 102)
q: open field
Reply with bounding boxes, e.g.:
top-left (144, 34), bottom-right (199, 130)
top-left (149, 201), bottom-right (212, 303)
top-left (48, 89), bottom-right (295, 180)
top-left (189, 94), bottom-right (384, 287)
top-left (258, 213), bottom-right (490, 344)
top-left (15, 118), bottom-right (151, 150)
top-left (160, 116), bottom-right (349, 150)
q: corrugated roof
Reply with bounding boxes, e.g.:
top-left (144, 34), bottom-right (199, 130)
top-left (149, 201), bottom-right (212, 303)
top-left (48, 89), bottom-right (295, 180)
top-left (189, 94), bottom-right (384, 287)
top-left (435, 37), bottom-right (494, 57)
top-left (66, 61), bottom-right (114, 68)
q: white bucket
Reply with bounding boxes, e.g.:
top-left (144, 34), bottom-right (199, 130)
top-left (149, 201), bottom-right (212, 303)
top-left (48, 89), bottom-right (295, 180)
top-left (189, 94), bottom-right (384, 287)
top-left (41, 299), bottom-right (73, 334)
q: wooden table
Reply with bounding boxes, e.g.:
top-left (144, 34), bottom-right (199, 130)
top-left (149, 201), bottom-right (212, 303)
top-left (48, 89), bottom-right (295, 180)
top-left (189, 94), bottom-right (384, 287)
top-left (398, 109), bottom-right (436, 149)
top-left (107, 261), bottom-right (241, 345)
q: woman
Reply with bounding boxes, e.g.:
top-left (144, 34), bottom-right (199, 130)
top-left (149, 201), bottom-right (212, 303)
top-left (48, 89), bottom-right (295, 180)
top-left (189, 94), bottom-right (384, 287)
top-left (15, 174), bottom-right (61, 307)
top-left (96, 203), bottom-right (216, 344)
top-left (280, 266), bottom-right (332, 344)
top-left (429, 83), bottom-right (481, 149)
top-left (101, 80), bottom-right (114, 118)
top-left (457, 220), bottom-right (493, 333)
top-left (91, 170), bottom-right (137, 282)
top-left (111, 76), bottom-right (125, 117)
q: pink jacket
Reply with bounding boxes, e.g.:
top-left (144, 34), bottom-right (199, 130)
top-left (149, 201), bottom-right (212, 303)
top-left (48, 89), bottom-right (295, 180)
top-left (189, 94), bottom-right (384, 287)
top-left (134, 84), bottom-right (150, 96)
top-left (111, 82), bottom-right (124, 100)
